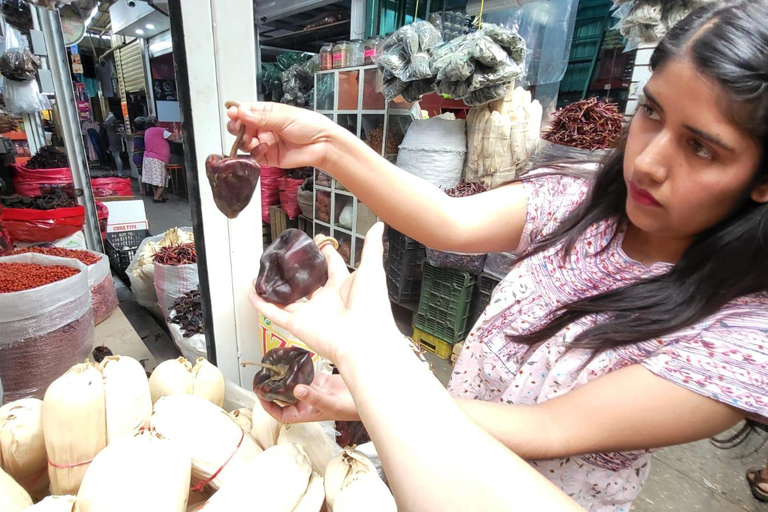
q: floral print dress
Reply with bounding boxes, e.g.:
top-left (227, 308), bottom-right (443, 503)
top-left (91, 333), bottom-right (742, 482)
top-left (448, 174), bottom-right (768, 511)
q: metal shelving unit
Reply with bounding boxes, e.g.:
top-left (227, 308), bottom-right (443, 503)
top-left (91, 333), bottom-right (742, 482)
top-left (313, 64), bottom-right (413, 269)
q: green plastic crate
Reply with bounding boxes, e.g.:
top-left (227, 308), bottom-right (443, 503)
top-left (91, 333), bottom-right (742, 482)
top-left (413, 262), bottom-right (476, 343)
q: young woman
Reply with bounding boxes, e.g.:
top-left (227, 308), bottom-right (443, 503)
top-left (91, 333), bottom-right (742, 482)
top-left (231, 2), bottom-right (768, 510)
top-left (141, 116), bottom-right (180, 203)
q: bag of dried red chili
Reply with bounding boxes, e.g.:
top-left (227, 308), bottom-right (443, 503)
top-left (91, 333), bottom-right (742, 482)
top-left (153, 243), bottom-right (199, 319)
top-left (0, 253), bottom-right (93, 404)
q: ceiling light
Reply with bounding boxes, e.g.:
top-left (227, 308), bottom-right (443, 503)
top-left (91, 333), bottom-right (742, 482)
top-left (135, 29), bottom-right (144, 35)
top-left (146, 24), bottom-right (155, 29)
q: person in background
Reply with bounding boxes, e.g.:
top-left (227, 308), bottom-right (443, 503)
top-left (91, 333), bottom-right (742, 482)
top-left (230, 2), bottom-right (768, 510)
top-left (132, 116), bottom-right (147, 196)
top-left (141, 115), bottom-right (180, 204)
top-left (103, 112), bottom-right (125, 177)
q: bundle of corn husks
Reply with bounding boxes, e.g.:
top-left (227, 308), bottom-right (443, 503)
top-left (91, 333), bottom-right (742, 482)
top-left (0, 398), bottom-right (49, 499)
top-left (325, 447), bottom-right (397, 511)
top-left (43, 356), bottom-right (152, 495)
top-left (0, 465), bottom-right (32, 511)
top-left (76, 428), bottom-right (191, 512)
top-left (23, 495), bottom-right (77, 511)
top-left (149, 357), bottom-right (225, 406)
top-left (201, 444), bottom-right (313, 511)
top-left (465, 85), bottom-right (543, 188)
top-left (150, 394), bottom-right (264, 490)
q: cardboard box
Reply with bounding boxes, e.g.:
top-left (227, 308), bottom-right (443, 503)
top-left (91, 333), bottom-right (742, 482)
top-left (258, 313), bottom-right (318, 363)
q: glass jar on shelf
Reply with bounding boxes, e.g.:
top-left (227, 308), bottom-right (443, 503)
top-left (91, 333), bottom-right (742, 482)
top-left (349, 39), bottom-right (365, 67)
top-left (332, 41), bottom-right (350, 69)
top-left (319, 43), bottom-right (334, 70)
top-left (364, 36), bottom-right (381, 64)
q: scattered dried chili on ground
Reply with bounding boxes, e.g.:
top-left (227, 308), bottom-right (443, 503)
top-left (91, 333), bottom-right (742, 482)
top-left (543, 98), bottom-right (624, 151)
top-left (0, 263), bottom-right (80, 292)
top-left (13, 246), bottom-right (101, 266)
top-left (153, 243), bottom-right (197, 266)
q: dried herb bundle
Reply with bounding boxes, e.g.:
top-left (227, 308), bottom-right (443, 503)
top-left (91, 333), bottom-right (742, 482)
top-left (543, 98), bottom-right (624, 151)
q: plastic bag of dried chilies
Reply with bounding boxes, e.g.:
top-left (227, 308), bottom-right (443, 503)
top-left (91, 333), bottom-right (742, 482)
top-left (1, 0), bottom-right (33, 33)
top-left (12, 246), bottom-right (119, 325)
top-left (168, 289), bottom-right (207, 361)
top-left (0, 253), bottom-right (93, 405)
top-left (0, 22), bottom-right (42, 113)
top-left (425, 182), bottom-right (488, 274)
top-left (153, 242), bottom-right (199, 319)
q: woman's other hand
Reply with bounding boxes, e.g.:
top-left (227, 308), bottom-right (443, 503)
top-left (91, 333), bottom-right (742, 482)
top-left (257, 373), bottom-right (360, 423)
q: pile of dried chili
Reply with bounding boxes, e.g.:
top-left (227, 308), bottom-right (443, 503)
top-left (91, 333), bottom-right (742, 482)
top-left (169, 289), bottom-right (204, 337)
top-left (543, 98), bottom-right (624, 151)
top-left (153, 243), bottom-right (197, 266)
top-left (0, 262), bottom-right (80, 292)
top-left (13, 246), bottom-right (101, 265)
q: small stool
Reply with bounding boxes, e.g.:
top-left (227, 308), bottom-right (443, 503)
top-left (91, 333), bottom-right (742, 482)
top-left (166, 164), bottom-right (186, 198)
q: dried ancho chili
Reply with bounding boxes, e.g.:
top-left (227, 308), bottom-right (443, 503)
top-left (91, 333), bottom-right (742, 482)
top-left (205, 101), bottom-right (261, 219)
top-left (245, 346), bottom-right (315, 405)
top-left (92, 345), bottom-right (114, 363)
top-left (255, 228), bottom-right (338, 305)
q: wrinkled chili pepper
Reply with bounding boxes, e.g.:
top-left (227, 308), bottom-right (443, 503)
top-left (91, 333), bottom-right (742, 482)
top-left (255, 229), bottom-right (338, 305)
top-left (244, 346), bottom-right (315, 405)
top-left (543, 98), bottom-right (623, 151)
top-left (205, 101), bottom-right (262, 219)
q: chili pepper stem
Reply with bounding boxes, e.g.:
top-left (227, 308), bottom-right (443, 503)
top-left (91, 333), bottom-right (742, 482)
top-left (224, 101), bottom-right (245, 158)
top-left (241, 361), bottom-right (287, 380)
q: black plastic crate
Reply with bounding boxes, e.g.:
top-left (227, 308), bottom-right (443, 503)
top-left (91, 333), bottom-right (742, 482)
top-left (386, 227), bottom-right (426, 303)
top-left (105, 229), bottom-right (150, 285)
top-left (468, 272), bottom-right (502, 327)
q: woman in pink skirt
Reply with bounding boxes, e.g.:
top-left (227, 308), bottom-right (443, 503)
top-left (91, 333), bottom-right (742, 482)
top-left (141, 116), bottom-right (180, 203)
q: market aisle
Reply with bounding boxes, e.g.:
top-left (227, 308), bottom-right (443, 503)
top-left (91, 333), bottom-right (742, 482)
top-left (130, 178), bottom-right (193, 235)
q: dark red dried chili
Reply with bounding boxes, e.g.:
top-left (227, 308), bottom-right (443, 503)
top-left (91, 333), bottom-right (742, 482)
top-left (153, 243), bottom-right (197, 266)
top-left (543, 98), bottom-right (624, 151)
top-left (245, 346), bottom-right (315, 405)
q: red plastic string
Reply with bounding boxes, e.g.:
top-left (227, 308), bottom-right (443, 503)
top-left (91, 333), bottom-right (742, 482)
top-left (48, 457), bottom-right (94, 469)
top-left (190, 428), bottom-right (245, 492)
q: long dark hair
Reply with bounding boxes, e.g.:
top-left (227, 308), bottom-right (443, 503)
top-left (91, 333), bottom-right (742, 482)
top-left (509, 1), bottom-right (768, 351)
